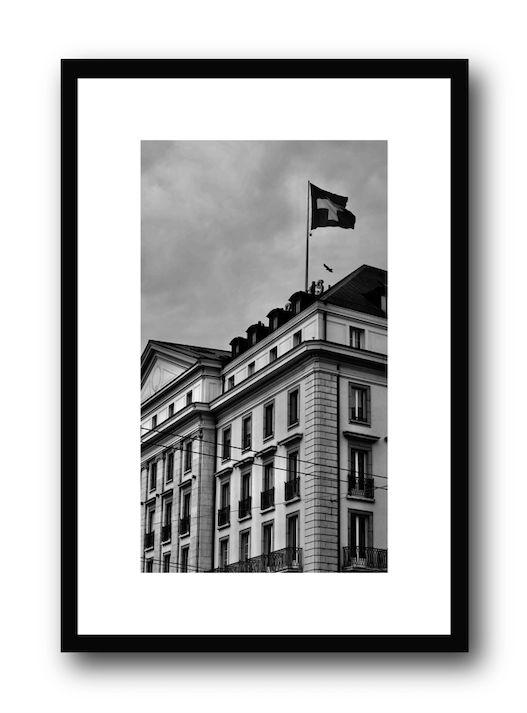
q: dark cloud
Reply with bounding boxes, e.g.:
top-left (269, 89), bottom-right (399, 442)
top-left (141, 141), bottom-right (387, 352)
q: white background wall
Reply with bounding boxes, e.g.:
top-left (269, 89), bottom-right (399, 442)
top-left (1, 2), bottom-right (525, 712)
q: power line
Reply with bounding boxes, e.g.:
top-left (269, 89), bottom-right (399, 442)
top-left (140, 424), bottom-right (389, 482)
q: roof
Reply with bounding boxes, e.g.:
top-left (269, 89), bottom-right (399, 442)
top-left (321, 265), bottom-right (387, 317)
top-left (147, 340), bottom-right (231, 362)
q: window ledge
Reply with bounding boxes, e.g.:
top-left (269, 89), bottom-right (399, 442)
top-left (343, 430), bottom-right (379, 442)
top-left (346, 494), bottom-right (375, 503)
top-left (348, 421), bottom-right (371, 428)
top-left (179, 532), bottom-right (190, 539)
top-left (260, 506), bottom-right (275, 514)
top-left (278, 433), bottom-right (303, 447)
top-left (238, 514), bottom-right (252, 523)
top-left (285, 496), bottom-right (301, 505)
top-left (217, 522), bottom-right (231, 530)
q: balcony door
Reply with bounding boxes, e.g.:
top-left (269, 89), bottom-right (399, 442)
top-left (349, 512), bottom-right (370, 565)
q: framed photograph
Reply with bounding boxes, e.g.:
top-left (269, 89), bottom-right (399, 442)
top-left (62, 59), bottom-right (468, 652)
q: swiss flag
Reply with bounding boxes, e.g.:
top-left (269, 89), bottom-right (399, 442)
top-left (310, 183), bottom-right (356, 230)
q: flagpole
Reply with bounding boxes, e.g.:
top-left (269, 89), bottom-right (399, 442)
top-left (305, 181), bottom-right (310, 292)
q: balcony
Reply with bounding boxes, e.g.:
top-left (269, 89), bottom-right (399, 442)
top-left (179, 516), bottom-right (190, 536)
top-left (348, 475), bottom-right (374, 499)
top-left (218, 506), bottom-right (230, 527)
top-left (284, 477), bottom-right (300, 501)
top-left (260, 487), bottom-right (275, 510)
top-left (343, 546), bottom-right (387, 571)
top-left (214, 547), bottom-right (303, 572)
top-left (238, 496), bottom-right (252, 519)
top-left (144, 531), bottom-right (154, 549)
top-left (161, 524), bottom-right (171, 542)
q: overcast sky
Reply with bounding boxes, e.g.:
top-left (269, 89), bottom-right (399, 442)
top-left (141, 141), bottom-right (387, 353)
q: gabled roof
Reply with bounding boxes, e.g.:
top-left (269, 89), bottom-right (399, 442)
top-left (148, 340), bottom-right (231, 362)
top-left (321, 264), bottom-right (387, 318)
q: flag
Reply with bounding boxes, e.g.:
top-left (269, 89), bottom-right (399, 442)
top-left (310, 183), bottom-right (356, 230)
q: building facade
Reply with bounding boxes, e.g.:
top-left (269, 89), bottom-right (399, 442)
top-left (141, 265), bottom-right (387, 573)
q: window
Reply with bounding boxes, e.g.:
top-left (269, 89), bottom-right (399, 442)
top-left (381, 294), bottom-right (387, 313)
top-left (168, 403), bottom-right (174, 418)
top-left (166, 452), bottom-right (174, 483)
top-left (184, 440), bottom-right (192, 472)
top-left (294, 298), bottom-right (301, 315)
top-left (240, 529), bottom-right (251, 562)
top-left (248, 361), bottom-right (255, 376)
top-left (285, 450), bottom-right (300, 501)
top-left (271, 316), bottom-right (278, 331)
top-left (144, 507), bottom-right (155, 549)
top-left (293, 330), bottom-right (302, 347)
top-left (263, 401), bottom-right (274, 439)
top-left (350, 327), bottom-right (365, 350)
top-left (287, 513), bottom-right (299, 550)
top-left (349, 384), bottom-right (369, 423)
top-left (222, 426), bottom-right (231, 461)
top-left (349, 448), bottom-right (373, 498)
top-left (250, 331), bottom-right (257, 346)
top-left (228, 375), bottom-right (235, 390)
top-left (218, 480), bottom-right (230, 527)
top-left (180, 546), bottom-right (189, 573)
top-left (287, 512), bottom-right (301, 567)
top-left (219, 538), bottom-right (229, 568)
top-left (162, 499), bottom-right (172, 542)
top-left (145, 559), bottom-right (154, 573)
top-left (149, 461), bottom-right (157, 491)
top-left (180, 491), bottom-right (191, 535)
top-left (269, 347), bottom-right (278, 363)
top-left (163, 552), bottom-right (171, 573)
top-left (239, 471), bottom-right (251, 519)
top-left (186, 390), bottom-right (193, 406)
top-left (261, 462), bottom-right (274, 510)
top-left (152, 414), bottom-right (157, 429)
top-left (262, 521), bottom-right (274, 556)
top-left (348, 512), bottom-right (371, 559)
top-left (147, 508), bottom-right (155, 533)
top-left (288, 388), bottom-right (299, 427)
top-left (242, 414), bottom-right (252, 451)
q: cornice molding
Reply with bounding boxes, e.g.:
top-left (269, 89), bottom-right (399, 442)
top-left (343, 431), bottom-right (381, 443)
top-left (277, 433), bottom-right (303, 447)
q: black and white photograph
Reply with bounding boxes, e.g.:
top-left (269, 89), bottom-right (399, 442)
top-left (140, 141), bottom-right (388, 574)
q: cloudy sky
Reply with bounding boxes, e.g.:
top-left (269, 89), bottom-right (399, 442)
top-left (141, 141), bottom-right (387, 352)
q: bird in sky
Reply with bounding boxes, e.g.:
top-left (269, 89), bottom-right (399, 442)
top-left (323, 263), bottom-right (333, 273)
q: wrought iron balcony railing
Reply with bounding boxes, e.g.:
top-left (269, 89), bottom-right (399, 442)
top-left (214, 546), bottom-right (303, 573)
top-left (284, 477), bottom-right (300, 501)
top-left (218, 506), bottom-right (230, 527)
top-left (348, 475), bottom-right (374, 499)
top-left (238, 496), bottom-right (252, 519)
top-left (260, 487), bottom-right (275, 510)
top-left (343, 546), bottom-right (387, 571)
top-left (144, 531), bottom-right (154, 549)
top-left (161, 524), bottom-right (171, 542)
top-left (179, 516), bottom-right (190, 536)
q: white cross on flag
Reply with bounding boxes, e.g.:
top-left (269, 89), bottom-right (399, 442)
top-left (310, 183), bottom-right (356, 230)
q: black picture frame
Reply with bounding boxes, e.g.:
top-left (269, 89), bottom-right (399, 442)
top-left (61, 59), bottom-right (468, 653)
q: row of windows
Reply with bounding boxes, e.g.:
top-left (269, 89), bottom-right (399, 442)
top-left (146, 382), bottom-right (371, 493)
top-left (145, 509), bottom-right (379, 572)
top-left (218, 454), bottom-right (300, 525)
top-left (149, 391), bottom-right (193, 430)
top-left (222, 389), bottom-right (299, 460)
top-left (226, 332), bottom-right (303, 391)
top-left (218, 512), bottom-right (300, 568)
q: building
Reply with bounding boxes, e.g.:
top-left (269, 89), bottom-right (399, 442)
top-left (140, 264), bottom-right (387, 573)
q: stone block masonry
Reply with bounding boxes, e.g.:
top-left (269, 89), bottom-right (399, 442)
top-left (303, 367), bottom-right (339, 572)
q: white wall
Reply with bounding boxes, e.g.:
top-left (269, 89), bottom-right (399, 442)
top-left (6, 3), bottom-right (525, 713)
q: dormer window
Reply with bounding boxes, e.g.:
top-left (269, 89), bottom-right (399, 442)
top-left (250, 332), bottom-right (257, 345)
top-left (294, 299), bottom-right (301, 315)
top-left (272, 316), bottom-right (278, 330)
